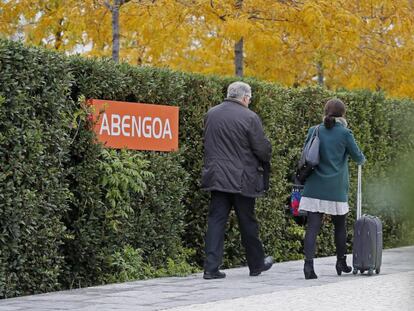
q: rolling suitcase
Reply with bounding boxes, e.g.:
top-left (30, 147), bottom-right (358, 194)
top-left (352, 165), bottom-right (383, 275)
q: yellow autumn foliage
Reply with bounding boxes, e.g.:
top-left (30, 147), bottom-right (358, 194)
top-left (1, 0), bottom-right (413, 98)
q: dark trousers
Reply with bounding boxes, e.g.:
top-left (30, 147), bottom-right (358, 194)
top-left (304, 212), bottom-right (347, 260)
top-left (204, 191), bottom-right (265, 273)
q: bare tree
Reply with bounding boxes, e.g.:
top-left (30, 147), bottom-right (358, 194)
top-left (104, 0), bottom-right (131, 62)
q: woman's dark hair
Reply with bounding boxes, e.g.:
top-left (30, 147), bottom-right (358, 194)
top-left (324, 98), bottom-right (346, 129)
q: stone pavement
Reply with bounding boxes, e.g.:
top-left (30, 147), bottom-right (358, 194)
top-left (0, 246), bottom-right (413, 311)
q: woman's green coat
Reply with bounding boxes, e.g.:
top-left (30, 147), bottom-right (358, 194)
top-left (302, 122), bottom-right (365, 202)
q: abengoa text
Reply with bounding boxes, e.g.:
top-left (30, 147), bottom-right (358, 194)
top-left (99, 113), bottom-right (173, 139)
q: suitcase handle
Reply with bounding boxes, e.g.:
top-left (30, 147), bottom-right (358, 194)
top-left (357, 165), bottom-right (362, 220)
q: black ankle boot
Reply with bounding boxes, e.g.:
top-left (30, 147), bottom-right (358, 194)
top-left (336, 255), bottom-right (352, 276)
top-left (304, 259), bottom-right (318, 279)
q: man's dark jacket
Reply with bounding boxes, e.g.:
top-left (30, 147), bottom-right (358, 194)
top-left (201, 98), bottom-right (272, 198)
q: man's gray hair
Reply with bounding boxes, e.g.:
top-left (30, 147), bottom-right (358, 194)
top-left (227, 81), bottom-right (251, 100)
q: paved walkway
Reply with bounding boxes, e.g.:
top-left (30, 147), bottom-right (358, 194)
top-left (1, 246), bottom-right (413, 311)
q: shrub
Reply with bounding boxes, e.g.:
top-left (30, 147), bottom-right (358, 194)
top-left (0, 40), bottom-right (74, 297)
top-left (0, 39), bottom-right (413, 297)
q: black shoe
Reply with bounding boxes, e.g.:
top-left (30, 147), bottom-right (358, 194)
top-left (336, 256), bottom-right (352, 276)
top-left (304, 259), bottom-right (318, 279)
top-left (249, 256), bottom-right (274, 276)
top-left (203, 270), bottom-right (226, 280)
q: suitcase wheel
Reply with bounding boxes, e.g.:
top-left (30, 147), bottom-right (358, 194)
top-left (375, 268), bottom-right (380, 274)
top-left (368, 268), bottom-right (374, 276)
top-left (352, 268), bottom-right (358, 275)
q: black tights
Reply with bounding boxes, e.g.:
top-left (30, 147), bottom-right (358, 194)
top-left (304, 212), bottom-right (347, 260)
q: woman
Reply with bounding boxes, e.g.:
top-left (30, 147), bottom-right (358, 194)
top-left (299, 98), bottom-right (365, 279)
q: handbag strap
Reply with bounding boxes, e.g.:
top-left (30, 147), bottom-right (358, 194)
top-left (310, 124), bottom-right (321, 139)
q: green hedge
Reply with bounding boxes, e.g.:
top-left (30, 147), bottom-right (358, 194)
top-left (0, 39), bottom-right (413, 298)
top-left (0, 42), bottom-right (73, 297)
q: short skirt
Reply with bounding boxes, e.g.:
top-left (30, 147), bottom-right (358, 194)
top-left (299, 196), bottom-right (349, 215)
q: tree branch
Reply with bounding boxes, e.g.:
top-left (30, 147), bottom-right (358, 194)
top-left (104, 0), bottom-right (112, 11)
top-left (248, 16), bottom-right (290, 22)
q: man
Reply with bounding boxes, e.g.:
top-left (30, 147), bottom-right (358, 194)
top-left (201, 81), bottom-right (273, 279)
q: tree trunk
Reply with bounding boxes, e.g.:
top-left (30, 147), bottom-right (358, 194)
top-left (54, 18), bottom-right (64, 50)
top-left (111, 1), bottom-right (121, 62)
top-left (316, 61), bottom-right (324, 86)
top-left (234, 38), bottom-right (244, 77)
top-left (234, 0), bottom-right (244, 77)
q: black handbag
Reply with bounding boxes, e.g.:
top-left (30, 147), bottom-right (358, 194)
top-left (262, 161), bottom-right (270, 191)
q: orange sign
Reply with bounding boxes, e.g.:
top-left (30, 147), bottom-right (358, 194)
top-left (89, 99), bottom-right (179, 152)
